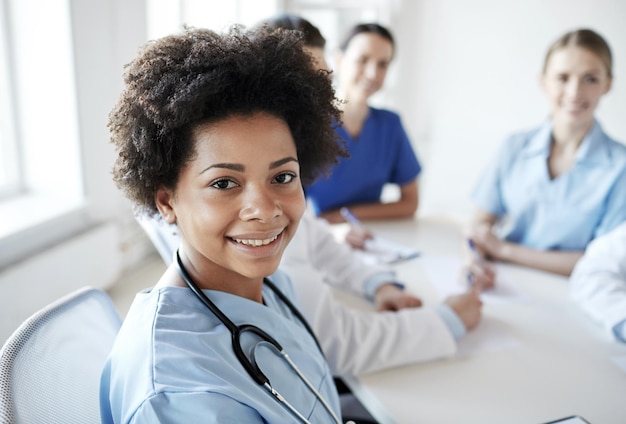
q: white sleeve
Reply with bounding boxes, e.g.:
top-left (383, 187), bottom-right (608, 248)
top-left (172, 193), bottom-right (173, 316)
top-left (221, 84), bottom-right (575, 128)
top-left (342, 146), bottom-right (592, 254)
top-left (570, 222), bottom-right (626, 340)
top-left (288, 211), bottom-right (393, 296)
top-left (290, 275), bottom-right (456, 376)
top-left (281, 212), bottom-right (456, 376)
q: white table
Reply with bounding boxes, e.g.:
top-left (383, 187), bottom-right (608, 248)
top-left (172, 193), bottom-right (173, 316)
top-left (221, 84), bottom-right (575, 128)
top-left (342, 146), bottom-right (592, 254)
top-left (340, 216), bottom-right (626, 424)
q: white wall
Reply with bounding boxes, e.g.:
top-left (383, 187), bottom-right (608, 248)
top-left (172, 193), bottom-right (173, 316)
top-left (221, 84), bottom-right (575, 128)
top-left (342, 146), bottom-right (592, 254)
top-left (387, 0), bottom-right (626, 222)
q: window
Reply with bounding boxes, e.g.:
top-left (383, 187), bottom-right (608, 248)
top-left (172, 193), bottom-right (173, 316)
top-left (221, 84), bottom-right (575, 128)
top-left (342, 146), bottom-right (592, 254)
top-left (147, 0), bottom-right (283, 39)
top-left (146, 0), bottom-right (396, 108)
top-left (146, 0), bottom-right (393, 46)
top-left (0, 0), bottom-right (85, 269)
top-left (0, 0), bottom-right (20, 199)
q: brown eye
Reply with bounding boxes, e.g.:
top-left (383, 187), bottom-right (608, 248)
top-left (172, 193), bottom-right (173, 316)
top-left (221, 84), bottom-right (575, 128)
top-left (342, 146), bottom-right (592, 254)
top-left (274, 173), bottom-right (296, 184)
top-left (211, 179), bottom-right (237, 190)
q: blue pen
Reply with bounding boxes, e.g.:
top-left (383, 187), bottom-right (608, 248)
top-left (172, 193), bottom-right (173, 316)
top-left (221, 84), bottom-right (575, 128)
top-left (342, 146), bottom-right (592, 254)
top-left (466, 238), bottom-right (483, 286)
top-left (340, 207), bottom-right (363, 229)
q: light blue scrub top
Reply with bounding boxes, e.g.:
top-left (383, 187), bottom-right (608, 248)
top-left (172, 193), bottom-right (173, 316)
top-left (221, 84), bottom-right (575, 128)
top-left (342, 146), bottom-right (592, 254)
top-left (100, 270), bottom-right (340, 423)
top-left (472, 120), bottom-right (626, 250)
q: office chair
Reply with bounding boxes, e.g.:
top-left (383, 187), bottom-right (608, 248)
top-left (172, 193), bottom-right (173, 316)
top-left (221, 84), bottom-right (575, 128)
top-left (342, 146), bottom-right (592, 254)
top-left (0, 287), bottom-right (122, 424)
top-left (135, 214), bottom-right (178, 265)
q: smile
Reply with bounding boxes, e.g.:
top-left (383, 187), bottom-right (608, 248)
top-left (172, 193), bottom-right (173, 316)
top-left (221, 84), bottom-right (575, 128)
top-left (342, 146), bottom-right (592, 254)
top-left (232, 234), bottom-right (279, 247)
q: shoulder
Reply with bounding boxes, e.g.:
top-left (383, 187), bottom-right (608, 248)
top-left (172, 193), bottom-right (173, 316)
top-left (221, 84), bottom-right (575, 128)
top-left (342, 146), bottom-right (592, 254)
top-left (580, 122), bottom-right (626, 168)
top-left (492, 124), bottom-right (549, 162)
top-left (601, 133), bottom-right (626, 162)
top-left (506, 124), bottom-right (545, 149)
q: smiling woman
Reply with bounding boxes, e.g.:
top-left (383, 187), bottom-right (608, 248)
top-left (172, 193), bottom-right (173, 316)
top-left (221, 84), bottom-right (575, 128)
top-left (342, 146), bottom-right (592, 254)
top-left (100, 25), bottom-right (348, 423)
top-left (465, 28), bottom-right (626, 289)
top-left (154, 114), bottom-right (306, 300)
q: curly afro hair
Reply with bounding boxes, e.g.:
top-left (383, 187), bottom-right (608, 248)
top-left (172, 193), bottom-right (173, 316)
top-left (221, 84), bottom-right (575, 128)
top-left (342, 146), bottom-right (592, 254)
top-left (109, 25), bottom-right (346, 216)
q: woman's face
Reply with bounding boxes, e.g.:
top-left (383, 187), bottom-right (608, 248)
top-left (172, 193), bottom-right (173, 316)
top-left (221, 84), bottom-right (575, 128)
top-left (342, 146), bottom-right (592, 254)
top-left (157, 113), bottom-right (305, 286)
top-left (541, 45), bottom-right (611, 130)
top-left (336, 32), bottom-right (394, 102)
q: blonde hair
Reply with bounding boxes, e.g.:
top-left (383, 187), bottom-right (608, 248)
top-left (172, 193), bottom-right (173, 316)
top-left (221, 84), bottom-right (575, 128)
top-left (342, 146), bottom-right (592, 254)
top-left (543, 28), bottom-right (613, 78)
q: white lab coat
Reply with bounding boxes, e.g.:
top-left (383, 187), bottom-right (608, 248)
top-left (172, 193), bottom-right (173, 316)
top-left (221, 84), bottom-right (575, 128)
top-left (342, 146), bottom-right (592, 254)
top-left (570, 221), bottom-right (626, 341)
top-left (280, 211), bottom-right (457, 376)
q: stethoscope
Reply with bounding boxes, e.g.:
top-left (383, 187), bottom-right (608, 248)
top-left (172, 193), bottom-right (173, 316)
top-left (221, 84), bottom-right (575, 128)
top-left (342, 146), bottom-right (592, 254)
top-left (175, 250), bottom-right (343, 424)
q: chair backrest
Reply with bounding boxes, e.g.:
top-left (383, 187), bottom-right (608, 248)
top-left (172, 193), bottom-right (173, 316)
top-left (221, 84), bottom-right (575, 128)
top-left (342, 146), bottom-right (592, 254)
top-left (135, 215), bottom-right (178, 265)
top-left (0, 287), bottom-right (122, 424)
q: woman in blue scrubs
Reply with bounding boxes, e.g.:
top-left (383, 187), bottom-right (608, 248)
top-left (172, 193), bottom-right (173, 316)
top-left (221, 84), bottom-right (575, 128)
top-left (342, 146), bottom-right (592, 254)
top-left (305, 23), bottom-right (421, 224)
top-left (100, 26), bottom-right (347, 423)
top-left (468, 28), bottom-right (626, 289)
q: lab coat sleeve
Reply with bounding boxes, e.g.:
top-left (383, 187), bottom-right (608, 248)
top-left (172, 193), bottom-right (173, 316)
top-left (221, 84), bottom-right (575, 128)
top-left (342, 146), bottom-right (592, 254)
top-left (299, 212), bottom-right (395, 296)
top-left (570, 222), bottom-right (626, 341)
top-left (294, 278), bottom-right (457, 376)
top-left (281, 211), bottom-right (457, 376)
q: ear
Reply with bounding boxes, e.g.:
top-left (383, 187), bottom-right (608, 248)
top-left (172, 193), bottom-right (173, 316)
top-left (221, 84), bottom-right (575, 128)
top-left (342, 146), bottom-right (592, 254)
top-left (155, 186), bottom-right (177, 224)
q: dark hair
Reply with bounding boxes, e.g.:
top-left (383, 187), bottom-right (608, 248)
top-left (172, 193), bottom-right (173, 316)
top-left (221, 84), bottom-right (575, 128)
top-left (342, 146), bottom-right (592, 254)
top-left (257, 14), bottom-right (326, 49)
top-left (109, 25), bottom-right (346, 216)
top-left (339, 23), bottom-right (395, 55)
top-left (543, 28), bottom-right (613, 78)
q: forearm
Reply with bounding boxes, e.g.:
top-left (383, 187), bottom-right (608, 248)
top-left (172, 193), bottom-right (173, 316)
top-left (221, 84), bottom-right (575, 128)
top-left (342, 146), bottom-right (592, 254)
top-left (322, 200), bottom-right (417, 223)
top-left (318, 302), bottom-right (456, 376)
top-left (494, 242), bottom-right (583, 276)
top-left (321, 180), bottom-right (418, 223)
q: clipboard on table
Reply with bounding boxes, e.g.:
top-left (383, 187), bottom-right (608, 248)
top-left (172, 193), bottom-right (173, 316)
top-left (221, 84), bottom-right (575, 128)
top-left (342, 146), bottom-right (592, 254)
top-left (361, 236), bottom-right (420, 265)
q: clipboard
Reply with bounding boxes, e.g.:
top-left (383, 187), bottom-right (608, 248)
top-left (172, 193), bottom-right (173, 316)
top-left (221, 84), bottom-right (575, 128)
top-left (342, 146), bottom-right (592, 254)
top-left (361, 236), bottom-right (420, 264)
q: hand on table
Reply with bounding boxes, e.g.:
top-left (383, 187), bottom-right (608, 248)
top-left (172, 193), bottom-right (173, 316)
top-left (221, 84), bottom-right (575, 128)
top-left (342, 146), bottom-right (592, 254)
top-left (374, 283), bottom-right (423, 312)
top-left (444, 289), bottom-right (483, 331)
top-left (468, 222), bottom-right (504, 260)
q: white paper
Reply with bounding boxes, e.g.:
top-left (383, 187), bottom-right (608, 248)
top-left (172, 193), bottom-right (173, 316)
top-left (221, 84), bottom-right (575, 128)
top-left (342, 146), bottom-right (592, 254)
top-left (358, 236), bottom-right (420, 265)
top-left (418, 254), bottom-right (531, 304)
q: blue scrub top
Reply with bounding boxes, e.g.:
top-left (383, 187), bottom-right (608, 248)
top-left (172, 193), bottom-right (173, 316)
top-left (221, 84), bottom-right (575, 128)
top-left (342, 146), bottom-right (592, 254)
top-left (100, 270), bottom-right (340, 423)
top-left (472, 120), bottom-right (626, 251)
top-left (306, 107), bottom-right (421, 214)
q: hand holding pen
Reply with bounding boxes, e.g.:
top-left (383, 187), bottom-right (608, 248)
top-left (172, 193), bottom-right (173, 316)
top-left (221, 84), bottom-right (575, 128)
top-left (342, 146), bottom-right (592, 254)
top-left (465, 237), bottom-right (496, 291)
top-left (339, 207), bottom-right (374, 250)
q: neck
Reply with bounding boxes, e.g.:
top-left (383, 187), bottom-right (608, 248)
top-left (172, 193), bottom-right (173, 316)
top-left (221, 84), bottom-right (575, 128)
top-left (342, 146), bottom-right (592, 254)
top-left (163, 252), bottom-right (264, 303)
top-left (551, 118), bottom-right (593, 148)
top-left (340, 99), bottom-right (369, 137)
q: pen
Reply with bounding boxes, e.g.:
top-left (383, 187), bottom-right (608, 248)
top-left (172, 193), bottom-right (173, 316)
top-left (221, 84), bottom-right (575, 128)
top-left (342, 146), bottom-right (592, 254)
top-left (340, 207), bottom-right (363, 229)
top-left (466, 238), bottom-right (483, 286)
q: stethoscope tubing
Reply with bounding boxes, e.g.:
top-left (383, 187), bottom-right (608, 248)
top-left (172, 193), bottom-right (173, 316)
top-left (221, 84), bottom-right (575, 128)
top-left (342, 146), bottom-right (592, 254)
top-left (175, 250), bottom-right (342, 424)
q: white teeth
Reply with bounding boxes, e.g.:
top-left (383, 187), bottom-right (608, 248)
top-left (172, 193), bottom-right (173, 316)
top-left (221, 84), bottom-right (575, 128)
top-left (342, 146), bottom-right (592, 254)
top-left (233, 234), bottom-right (278, 246)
